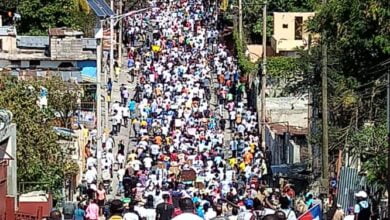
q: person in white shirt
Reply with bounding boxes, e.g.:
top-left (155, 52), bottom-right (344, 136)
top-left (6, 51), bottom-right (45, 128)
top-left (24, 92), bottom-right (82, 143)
top-left (117, 153), bottom-right (125, 168)
top-left (86, 157), bottom-right (96, 168)
top-left (123, 203), bottom-right (141, 220)
top-left (105, 136), bottom-right (114, 152)
top-left (131, 159), bottom-right (142, 171)
top-left (106, 149), bottom-right (115, 165)
top-left (122, 104), bottom-right (130, 127)
top-left (143, 155), bottom-right (153, 170)
top-left (85, 166), bottom-right (96, 184)
top-left (172, 198), bottom-right (203, 220)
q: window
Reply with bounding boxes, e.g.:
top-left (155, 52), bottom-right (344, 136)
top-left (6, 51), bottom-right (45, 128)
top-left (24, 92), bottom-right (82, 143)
top-left (282, 24), bottom-right (288, 28)
top-left (30, 60), bottom-right (41, 67)
top-left (295, 16), bottom-right (303, 40)
top-left (58, 62), bottom-right (74, 68)
top-left (10, 60), bottom-right (21, 66)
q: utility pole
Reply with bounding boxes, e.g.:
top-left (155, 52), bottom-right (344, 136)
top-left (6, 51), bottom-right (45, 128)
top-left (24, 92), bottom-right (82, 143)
top-left (387, 68), bottom-right (390, 219)
top-left (260, 1), bottom-right (267, 151)
top-left (96, 21), bottom-right (103, 180)
top-left (321, 0), bottom-right (329, 196)
top-left (118, 0), bottom-right (123, 67)
top-left (238, 0), bottom-right (243, 40)
top-left (307, 34), bottom-right (313, 170)
top-left (110, 0), bottom-right (115, 81)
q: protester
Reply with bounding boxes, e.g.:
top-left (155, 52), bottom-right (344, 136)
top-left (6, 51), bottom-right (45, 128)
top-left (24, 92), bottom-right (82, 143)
top-left (172, 198), bottom-right (203, 220)
top-left (86, 199), bottom-right (99, 220)
top-left (354, 191), bottom-right (371, 220)
top-left (76, 0), bottom-right (317, 219)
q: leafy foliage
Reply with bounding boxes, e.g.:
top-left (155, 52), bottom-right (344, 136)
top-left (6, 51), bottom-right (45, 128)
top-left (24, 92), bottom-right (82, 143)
top-left (290, 0), bottom-right (389, 186)
top-left (16, 0), bottom-right (94, 36)
top-left (267, 56), bottom-right (300, 79)
top-left (308, 0), bottom-right (390, 81)
top-left (234, 0), bottom-right (316, 42)
top-left (232, 30), bottom-right (258, 76)
top-left (348, 123), bottom-right (387, 186)
top-left (0, 77), bottom-right (80, 199)
top-left (45, 78), bottom-right (80, 129)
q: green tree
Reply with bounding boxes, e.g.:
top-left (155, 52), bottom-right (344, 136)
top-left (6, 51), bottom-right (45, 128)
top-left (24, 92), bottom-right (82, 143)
top-left (44, 78), bottom-right (80, 129)
top-left (0, 77), bottom-right (80, 199)
top-left (308, 0), bottom-right (390, 82)
top-left (348, 122), bottom-right (387, 186)
top-left (0, 77), bottom-right (64, 195)
top-left (285, 0), bottom-right (390, 188)
top-left (16, 0), bottom-right (94, 36)
top-left (234, 0), bottom-right (316, 42)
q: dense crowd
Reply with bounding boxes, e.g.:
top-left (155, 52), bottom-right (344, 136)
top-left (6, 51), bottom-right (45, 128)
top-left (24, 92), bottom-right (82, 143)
top-left (62, 0), bottom-right (371, 220)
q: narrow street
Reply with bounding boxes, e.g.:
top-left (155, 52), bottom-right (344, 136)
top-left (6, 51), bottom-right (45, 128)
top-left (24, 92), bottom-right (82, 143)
top-left (0, 0), bottom-right (388, 219)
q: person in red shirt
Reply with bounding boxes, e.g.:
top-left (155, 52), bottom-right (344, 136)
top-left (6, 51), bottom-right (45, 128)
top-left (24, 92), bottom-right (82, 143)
top-left (170, 150), bottom-right (178, 161)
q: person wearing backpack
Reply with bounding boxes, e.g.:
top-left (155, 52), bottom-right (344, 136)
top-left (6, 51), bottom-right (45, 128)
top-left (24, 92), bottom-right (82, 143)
top-left (278, 196), bottom-right (296, 220)
top-left (354, 191), bottom-right (371, 220)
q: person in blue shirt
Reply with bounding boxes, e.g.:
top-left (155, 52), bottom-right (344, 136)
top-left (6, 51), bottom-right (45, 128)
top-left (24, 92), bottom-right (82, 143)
top-left (73, 203), bottom-right (85, 220)
top-left (195, 201), bottom-right (205, 219)
top-left (128, 99), bottom-right (136, 118)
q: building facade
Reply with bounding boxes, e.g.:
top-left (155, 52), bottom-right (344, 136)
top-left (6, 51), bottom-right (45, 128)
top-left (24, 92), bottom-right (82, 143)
top-left (271, 12), bottom-right (316, 56)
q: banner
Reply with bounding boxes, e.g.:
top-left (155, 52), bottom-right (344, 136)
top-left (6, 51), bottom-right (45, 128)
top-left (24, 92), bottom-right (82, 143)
top-left (298, 204), bottom-right (321, 220)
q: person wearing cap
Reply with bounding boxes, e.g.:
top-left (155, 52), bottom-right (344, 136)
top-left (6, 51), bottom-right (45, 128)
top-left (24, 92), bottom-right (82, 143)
top-left (237, 198), bottom-right (255, 220)
top-left (354, 191), bottom-right (371, 220)
top-left (172, 197), bottom-right (203, 220)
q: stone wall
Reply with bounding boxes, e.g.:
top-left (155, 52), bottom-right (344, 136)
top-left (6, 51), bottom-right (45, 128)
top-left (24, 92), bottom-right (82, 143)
top-left (50, 37), bottom-right (85, 60)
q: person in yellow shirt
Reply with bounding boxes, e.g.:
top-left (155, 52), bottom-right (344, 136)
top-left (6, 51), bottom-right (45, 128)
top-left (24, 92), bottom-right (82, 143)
top-left (127, 150), bottom-right (137, 162)
top-left (228, 157), bottom-right (237, 167)
top-left (239, 160), bottom-right (246, 172)
top-left (140, 120), bottom-right (147, 127)
top-left (249, 142), bottom-right (256, 152)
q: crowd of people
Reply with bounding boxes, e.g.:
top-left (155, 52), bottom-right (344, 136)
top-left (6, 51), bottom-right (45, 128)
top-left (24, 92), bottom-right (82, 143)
top-left (65, 0), bottom-right (370, 220)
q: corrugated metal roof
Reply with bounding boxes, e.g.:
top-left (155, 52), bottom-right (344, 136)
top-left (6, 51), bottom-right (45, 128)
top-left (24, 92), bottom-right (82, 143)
top-left (83, 38), bottom-right (97, 49)
top-left (0, 26), bottom-right (16, 36)
top-left (49, 27), bottom-right (83, 36)
top-left (269, 123), bottom-right (308, 135)
top-left (16, 36), bottom-right (49, 49)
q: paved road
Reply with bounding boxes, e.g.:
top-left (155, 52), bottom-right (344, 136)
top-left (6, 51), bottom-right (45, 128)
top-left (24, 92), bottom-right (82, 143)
top-left (105, 58), bottom-right (137, 200)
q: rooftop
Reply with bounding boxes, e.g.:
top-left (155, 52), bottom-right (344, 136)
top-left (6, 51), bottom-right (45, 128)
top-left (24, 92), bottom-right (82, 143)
top-left (269, 123), bottom-right (308, 136)
top-left (17, 36), bottom-right (49, 49)
top-left (266, 95), bottom-right (308, 110)
top-left (0, 26), bottom-right (16, 36)
top-left (49, 27), bottom-right (83, 37)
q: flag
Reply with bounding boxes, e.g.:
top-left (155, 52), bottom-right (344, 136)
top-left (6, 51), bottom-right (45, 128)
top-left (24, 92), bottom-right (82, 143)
top-left (298, 204), bottom-right (321, 220)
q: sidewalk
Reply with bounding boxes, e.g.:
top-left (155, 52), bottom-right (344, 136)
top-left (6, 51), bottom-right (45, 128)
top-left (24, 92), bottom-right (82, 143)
top-left (104, 58), bottom-right (137, 200)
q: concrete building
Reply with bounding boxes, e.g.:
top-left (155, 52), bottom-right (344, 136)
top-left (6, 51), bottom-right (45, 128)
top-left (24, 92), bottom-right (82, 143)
top-left (271, 12), bottom-right (316, 56)
top-left (260, 96), bottom-right (310, 166)
top-left (0, 27), bottom-right (97, 83)
top-left (0, 110), bottom-right (17, 220)
top-left (0, 26), bottom-right (17, 54)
